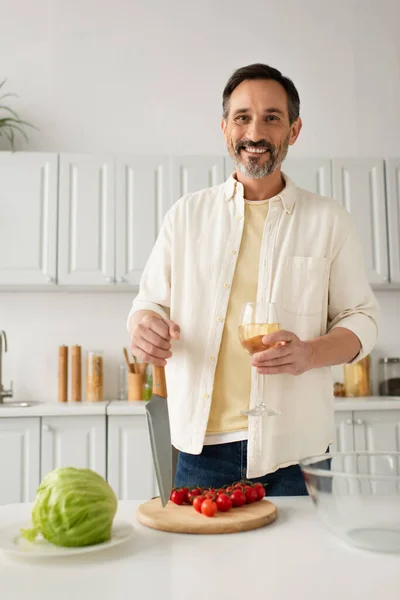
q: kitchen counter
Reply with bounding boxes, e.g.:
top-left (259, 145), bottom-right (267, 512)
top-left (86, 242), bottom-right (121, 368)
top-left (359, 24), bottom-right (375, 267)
top-left (0, 498), bottom-right (399, 600)
top-left (1, 397), bottom-right (400, 418)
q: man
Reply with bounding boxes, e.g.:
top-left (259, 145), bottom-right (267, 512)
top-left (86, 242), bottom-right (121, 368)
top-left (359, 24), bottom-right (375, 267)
top-left (127, 63), bottom-right (379, 496)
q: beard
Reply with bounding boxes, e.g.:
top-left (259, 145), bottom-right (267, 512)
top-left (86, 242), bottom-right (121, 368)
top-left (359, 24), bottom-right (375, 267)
top-left (228, 133), bottom-right (290, 180)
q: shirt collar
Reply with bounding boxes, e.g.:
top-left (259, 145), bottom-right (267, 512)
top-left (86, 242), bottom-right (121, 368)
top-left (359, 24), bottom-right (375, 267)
top-left (224, 170), bottom-right (297, 214)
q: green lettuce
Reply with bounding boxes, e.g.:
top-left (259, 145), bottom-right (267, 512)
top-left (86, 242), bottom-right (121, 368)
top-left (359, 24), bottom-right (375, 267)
top-left (21, 467), bottom-right (118, 547)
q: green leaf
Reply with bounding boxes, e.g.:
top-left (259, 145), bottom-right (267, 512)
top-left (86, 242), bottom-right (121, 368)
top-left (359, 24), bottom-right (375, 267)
top-left (20, 526), bottom-right (41, 543)
top-left (0, 105), bottom-right (19, 118)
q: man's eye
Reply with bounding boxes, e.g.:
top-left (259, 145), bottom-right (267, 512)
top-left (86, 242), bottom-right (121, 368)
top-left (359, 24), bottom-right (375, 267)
top-left (235, 115), bottom-right (249, 123)
top-left (266, 115), bottom-right (279, 122)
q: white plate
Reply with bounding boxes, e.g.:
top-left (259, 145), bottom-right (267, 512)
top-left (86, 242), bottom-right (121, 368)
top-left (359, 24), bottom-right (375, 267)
top-left (0, 520), bottom-right (134, 557)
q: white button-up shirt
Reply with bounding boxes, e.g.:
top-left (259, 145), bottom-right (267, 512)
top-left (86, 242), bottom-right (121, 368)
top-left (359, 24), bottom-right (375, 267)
top-left (127, 173), bottom-right (379, 478)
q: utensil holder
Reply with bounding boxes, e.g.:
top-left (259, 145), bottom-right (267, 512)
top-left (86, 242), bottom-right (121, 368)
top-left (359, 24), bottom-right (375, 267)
top-left (128, 372), bottom-right (144, 401)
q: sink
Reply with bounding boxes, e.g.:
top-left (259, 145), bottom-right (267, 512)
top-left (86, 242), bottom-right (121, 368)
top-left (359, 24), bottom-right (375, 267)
top-left (0, 401), bottom-right (40, 408)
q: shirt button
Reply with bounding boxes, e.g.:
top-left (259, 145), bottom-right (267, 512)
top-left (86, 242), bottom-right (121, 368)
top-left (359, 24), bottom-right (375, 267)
top-left (209, 356), bottom-right (216, 361)
top-left (204, 393), bottom-right (210, 399)
top-left (230, 249), bottom-right (237, 255)
top-left (236, 215), bottom-right (243, 220)
top-left (217, 317), bottom-right (224, 323)
top-left (223, 283), bottom-right (230, 289)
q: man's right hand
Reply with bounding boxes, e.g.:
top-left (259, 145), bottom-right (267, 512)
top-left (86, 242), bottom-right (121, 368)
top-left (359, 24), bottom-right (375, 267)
top-left (130, 314), bottom-right (180, 366)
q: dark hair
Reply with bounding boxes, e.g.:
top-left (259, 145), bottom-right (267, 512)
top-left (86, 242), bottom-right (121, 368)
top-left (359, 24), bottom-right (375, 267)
top-left (222, 63), bottom-right (300, 124)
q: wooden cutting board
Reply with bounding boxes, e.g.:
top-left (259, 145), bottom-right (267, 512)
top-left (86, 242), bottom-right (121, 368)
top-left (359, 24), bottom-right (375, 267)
top-left (136, 498), bottom-right (278, 534)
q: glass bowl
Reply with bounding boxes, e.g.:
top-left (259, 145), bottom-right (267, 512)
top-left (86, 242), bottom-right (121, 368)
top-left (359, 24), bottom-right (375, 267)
top-left (299, 452), bottom-right (400, 553)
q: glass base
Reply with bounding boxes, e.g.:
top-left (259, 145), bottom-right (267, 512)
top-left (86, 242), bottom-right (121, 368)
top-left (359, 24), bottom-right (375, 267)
top-left (240, 405), bottom-right (281, 417)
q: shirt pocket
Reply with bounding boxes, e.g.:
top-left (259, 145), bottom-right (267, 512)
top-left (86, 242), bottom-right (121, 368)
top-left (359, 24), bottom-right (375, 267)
top-left (281, 256), bottom-right (329, 317)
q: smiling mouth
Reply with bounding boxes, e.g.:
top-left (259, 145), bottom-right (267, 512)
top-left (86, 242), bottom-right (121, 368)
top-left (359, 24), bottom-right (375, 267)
top-left (241, 147), bottom-right (270, 155)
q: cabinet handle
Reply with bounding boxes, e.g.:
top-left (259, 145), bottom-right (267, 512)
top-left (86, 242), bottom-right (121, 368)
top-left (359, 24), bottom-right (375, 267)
top-left (105, 277), bottom-right (115, 284)
top-left (356, 418), bottom-right (364, 425)
top-left (117, 277), bottom-right (127, 284)
top-left (46, 277), bottom-right (55, 284)
top-left (345, 419), bottom-right (353, 425)
top-left (42, 424), bottom-right (52, 432)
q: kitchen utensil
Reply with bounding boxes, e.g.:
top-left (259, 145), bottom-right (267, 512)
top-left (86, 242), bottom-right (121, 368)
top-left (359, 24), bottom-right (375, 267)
top-left (145, 365), bottom-right (176, 507)
top-left (71, 345), bottom-right (82, 402)
top-left (238, 302), bottom-right (281, 417)
top-left (123, 348), bottom-right (134, 373)
top-left (131, 350), bottom-right (139, 375)
top-left (136, 497), bottom-right (277, 534)
top-left (58, 346), bottom-right (68, 403)
top-left (128, 372), bottom-right (144, 401)
top-left (344, 355), bottom-right (371, 397)
top-left (300, 451), bottom-right (400, 553)
top-left (86, 351), bottom-right (103, 402)
top-left (0, 520), bottom-right (134, 558)
top-left (378, 358), bottom-right (400, 396)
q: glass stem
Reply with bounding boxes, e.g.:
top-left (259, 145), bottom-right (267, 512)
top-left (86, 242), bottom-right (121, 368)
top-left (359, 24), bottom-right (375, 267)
top-left (256, 368), bottom-right (265, 408)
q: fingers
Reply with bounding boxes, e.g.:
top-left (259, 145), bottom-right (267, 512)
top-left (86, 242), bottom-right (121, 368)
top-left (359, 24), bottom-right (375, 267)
top-left (257, 364), bottom-right (295, 375)
top-left (165, 319), bottom-right (181, 340)
top-left (262, 329), bottom-right (297, 346)
top-left (252, 343), bottom-right (292, 365)
top-left (131, 315), bottom-right (180, 366)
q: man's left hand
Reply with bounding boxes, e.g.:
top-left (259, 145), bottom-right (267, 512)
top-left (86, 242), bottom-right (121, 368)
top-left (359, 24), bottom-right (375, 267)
top-left (252, 330), bottom-right (315, 376)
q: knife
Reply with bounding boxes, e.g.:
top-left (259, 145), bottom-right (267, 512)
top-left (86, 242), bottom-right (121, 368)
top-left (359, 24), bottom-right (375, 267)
top-left (145, 365), bottom-right (178, 507)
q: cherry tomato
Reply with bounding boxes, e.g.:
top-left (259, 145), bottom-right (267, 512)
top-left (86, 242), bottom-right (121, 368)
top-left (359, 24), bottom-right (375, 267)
top-left (187, 488), bottom-right (202, 504)
top-left (170, 489), bottom-right (186, 505)
top-left (193, 495), bottom-right (206, 513)
top-left (201, 499), bottom-right (217, 517)
top-left (216, 493), bottom-right (232, 512)
top-left (244, 486), bottom-right (258, 504)
top-left (253, 483), bottom-right (266, 500)
top-left (229, 489), bottom-right (246, 507)
top-left (203, 491), bottom-right (217, 500)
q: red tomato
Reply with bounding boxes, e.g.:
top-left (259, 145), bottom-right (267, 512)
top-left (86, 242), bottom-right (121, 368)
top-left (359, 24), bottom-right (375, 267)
top-left (244, 486), bottom-right (258, 504)
top-left (203, 491), bottom-right (216, 500)
top-left (187, 488), bottom-right (202, 504)
top-left (216, 493), bottom-right (232, 512)
top-left (253, 483), bottom-right (266, 500)
top-left (170, 490), bottom-right (186, 505)
top-left (229, 489), bottom-right (246, 507)
top-left (193, 495), bottom-right (206, 513)
top-left (201, 499), bottom-right (217, 517)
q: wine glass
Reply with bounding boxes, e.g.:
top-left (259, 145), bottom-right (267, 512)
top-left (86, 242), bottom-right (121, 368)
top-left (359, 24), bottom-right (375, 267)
top-left (238, 302), bottom-right (282, 417)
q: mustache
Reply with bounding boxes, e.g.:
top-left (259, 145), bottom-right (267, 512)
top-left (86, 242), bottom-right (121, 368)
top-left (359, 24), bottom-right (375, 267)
top-left (234, 139), bottom-right (275, 155)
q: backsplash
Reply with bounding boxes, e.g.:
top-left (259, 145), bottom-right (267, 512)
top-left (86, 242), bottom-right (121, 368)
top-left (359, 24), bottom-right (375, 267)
top-left (0, 289), bottom-right (399, 402)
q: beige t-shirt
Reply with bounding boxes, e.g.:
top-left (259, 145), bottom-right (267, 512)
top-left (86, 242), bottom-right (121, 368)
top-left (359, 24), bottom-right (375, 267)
top-left (205, 199), bottom-right (270, 441)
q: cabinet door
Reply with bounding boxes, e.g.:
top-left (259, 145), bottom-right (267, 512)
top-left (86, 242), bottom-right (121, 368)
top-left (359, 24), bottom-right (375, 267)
top-left (107, 415), bottom-right (157, 500)
top-left (0, 418), bottom-right (40, 504)
top-left (386, 159), bottom-right (400, 284)
top-left (171, 155), bottom-right (225, 210)
top-left (115, 156), bottom-right (170, 285)
top-left (41, 416), bottom-right (106, 479)
top-left (58, 154), bottom-right (115, 285)
top-left (331, 411), bottom-right (355, 452)
top-left (332, 158), bottom-right (389, 285)
top-left (353, 410), bottom-right (400, 453)
top-left (0, 152), bottom-right (58, 285)
top-left (282, 158), bottom-right (332, 197)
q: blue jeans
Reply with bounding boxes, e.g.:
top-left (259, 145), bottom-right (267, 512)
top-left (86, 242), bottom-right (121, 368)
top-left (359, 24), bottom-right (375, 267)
top-left (174, 440), bottom-right (308, 496)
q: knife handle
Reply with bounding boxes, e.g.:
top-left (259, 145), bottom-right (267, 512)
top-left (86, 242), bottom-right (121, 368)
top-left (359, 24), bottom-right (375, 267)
top-left (152, 365), bottom-right (167, 398)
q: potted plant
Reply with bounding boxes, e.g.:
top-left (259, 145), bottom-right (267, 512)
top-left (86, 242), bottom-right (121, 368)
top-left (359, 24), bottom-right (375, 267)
top-left (0, 79), bottom-right (36, 151)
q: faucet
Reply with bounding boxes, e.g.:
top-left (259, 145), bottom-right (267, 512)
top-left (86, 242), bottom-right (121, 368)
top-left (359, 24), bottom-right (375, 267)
top-left (0, 331), bottom-right (13, 404)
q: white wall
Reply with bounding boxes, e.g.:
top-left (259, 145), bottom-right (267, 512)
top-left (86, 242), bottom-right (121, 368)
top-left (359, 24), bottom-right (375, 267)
top-left (1, 0), bottom-right (399, 157)
top-left (1, 0), bottom-right (399, 401)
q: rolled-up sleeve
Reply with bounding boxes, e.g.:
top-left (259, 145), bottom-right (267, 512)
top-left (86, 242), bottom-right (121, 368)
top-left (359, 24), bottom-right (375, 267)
top-left (327, 211), bottom-right (380, 362)
top-left (126, 208), bottom-right (173, 331)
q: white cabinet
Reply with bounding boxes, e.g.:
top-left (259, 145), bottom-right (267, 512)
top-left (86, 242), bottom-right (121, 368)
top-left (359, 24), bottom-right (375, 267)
top-left (40, 416), bottom-right (106, 479)
top-left (107, 415), bottom-right (158, 500)
top-left (0, 418), bottom-right (40, 505)
top-left (353, 410), bottom-right (400, 452)
top-left (0, 152), bottom-right (58, 286)
top-left (331, 411), bottom-right (355, 452)
top-left (58, 154), bottom-right (115, 286)
top-left (332, 158), bottom-right (389, 285)
top-left (386, 159), bottom-right (400, 284)
top-left (171, 155), bottom-right (225, 205)
top-left (115, 156), bottom-right (170, 285)
top-left (283, 158), bottom-right (332, 196)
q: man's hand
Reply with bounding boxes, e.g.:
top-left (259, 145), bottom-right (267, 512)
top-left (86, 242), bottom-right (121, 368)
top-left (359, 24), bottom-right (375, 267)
top-left (251, 330), bottom-right (315, 376)
top-left (130, 315), bottom-right (180, 366)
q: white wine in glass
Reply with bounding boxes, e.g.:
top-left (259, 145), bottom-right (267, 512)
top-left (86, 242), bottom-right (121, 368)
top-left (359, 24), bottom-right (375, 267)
top-left (238, 302), bottom-right (282, 417)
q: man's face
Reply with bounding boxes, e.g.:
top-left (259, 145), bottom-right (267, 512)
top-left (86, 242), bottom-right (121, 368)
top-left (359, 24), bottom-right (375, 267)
top-left (222, 79), bottom-right (301, 179)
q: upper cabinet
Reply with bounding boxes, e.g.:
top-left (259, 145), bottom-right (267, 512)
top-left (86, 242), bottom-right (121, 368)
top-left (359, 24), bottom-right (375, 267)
top-left (0, 152), bottom-right (58, 286)
top-left (171, 155), bottom-right (225, 204)
top-left (386, 159), bottom-right (400, 284)
top-left (58, 154), bottom-right (116, 286)
top-left (283, 158), bottom-right (332, 197)
top-left (332, 158), bottom-right (389, 286)
top-left (115, 156), bottom-right (170, 286)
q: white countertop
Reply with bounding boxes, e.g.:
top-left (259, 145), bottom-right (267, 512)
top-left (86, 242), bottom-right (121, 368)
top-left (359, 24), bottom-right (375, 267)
top-left (1, 397), bottom-right (400, 418)
top-left (0, 498), bottom-right (399, 600)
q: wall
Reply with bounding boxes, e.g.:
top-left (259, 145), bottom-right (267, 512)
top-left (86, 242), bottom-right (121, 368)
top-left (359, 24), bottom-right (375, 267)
top-left (1, 0), bottom-right (399, 401)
